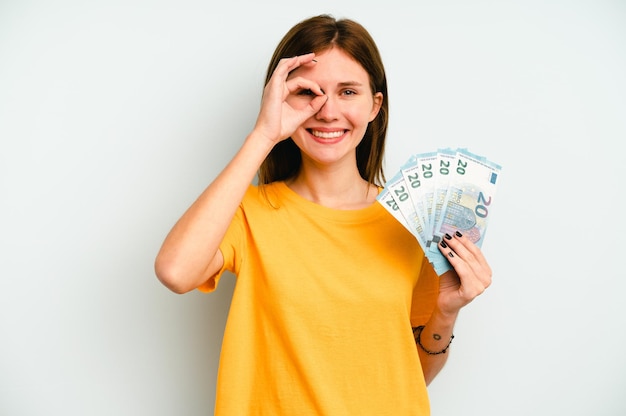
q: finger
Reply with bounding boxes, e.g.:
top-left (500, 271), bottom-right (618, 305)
top-left (441, 232), bottom-right (492, 288)
top-left (272, 53), bottom-right (317, 80)
top-left (308, 94), bottom-right (328, 113)
top-left (439, 236), bottom-right (487, 289)
top-left (285, 76), bottom-right (325, 97)
top-left (440, 251), bottom-right (487, 301)
top-left (261, 64), bottom-right (323, 114)
top-left (451, 232), bottom-right (492, 286)
top-left (437, 239), bottom-right (472, 279)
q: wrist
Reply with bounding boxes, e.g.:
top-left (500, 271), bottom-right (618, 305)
top-left (413, 325), bottom-right (455, 355)
top-left (432, 303), bottom-right (460, 324)
top-left (247, 128), bottom-right (278, 148)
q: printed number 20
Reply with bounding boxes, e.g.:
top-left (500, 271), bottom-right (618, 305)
top-left (394, 186), bottom-right (409, 202)
top-left (475, 192), bottom-right (491, 218)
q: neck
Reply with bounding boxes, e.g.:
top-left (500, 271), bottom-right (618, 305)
top-left (287, 162), bottom-right (378, 210)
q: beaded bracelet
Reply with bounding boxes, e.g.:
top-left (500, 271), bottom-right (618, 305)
top-left (413, 325), bottom-right (455, 355)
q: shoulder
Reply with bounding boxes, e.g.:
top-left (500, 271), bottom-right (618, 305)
top-left (239, 182), bottom-right (286, 211)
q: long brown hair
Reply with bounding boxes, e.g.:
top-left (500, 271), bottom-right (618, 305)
top-left (258, 14), bottom-right (389, 186)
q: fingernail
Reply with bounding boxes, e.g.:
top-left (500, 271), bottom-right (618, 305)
top-left (445, 233), bottom-right (452, 240)
top-left (312, 59), bottom-right (317, 63)
top-left (448, 252), bottom-right (454, 258)
top-left (440, 241), bottom-right (448, 248)
top-left (455, 231), bottom-right (463, 237)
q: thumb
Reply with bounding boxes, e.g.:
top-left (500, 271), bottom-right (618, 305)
top-left (306, 94), bottom-right (328, 117)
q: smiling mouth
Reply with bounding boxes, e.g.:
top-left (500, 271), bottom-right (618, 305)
top-left (308, 129), bottom-right (346, 139)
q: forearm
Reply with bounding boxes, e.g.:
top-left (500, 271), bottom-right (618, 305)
top-left (415, 306), bottom-right (459, 385)
top-left (155, 132), bottom-right (274, 293)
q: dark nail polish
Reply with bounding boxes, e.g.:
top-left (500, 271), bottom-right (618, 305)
top-left (440, 241), bottom-right (448, 248)
top-left (445, 233), bottom-right (452, 240)
top-left (455, 231), bottom-right (463, 237)
top-left (448, 252), bottom-right (454, 258)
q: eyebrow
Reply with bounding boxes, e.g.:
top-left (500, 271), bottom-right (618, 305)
top-left (337, 81), bottom-right (364, 87)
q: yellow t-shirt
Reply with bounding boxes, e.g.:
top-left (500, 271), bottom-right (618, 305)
top-left (199, 182), bottom-right (438, 415)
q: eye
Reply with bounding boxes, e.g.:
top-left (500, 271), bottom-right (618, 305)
top-left (342, 89), bottom-right (357, 96)
top-left (298, 89), bottom-right (315, 96)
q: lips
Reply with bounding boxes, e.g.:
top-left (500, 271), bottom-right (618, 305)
top-left (308, 129), bottom-right (346, 139)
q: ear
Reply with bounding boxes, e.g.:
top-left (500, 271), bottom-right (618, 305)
top-left (369, 92), bottom-right (383, 122)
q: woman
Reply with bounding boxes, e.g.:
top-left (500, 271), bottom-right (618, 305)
top-left (155, 14), bottom-right (491, 415)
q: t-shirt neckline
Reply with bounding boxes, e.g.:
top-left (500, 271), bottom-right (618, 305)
top-left (272, 181), bottom-right (386, 224)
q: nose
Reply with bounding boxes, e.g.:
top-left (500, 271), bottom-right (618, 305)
top-left (315, 94), bottom-right (338, 122)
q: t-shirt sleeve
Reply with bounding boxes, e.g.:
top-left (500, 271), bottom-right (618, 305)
top-left (196, 203), bottom-right (246, 293)
top-left (410, 256), bottom-right (439, 326)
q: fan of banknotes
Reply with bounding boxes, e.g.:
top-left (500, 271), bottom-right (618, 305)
top-left (377, 148), bottom-right (502, 275)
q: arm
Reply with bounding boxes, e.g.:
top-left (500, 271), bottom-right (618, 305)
top-left (154, 54), bottom-right (327, 294)
top-left (417, 231), bottom-right (492, 385)
top-left (154, 134), bottom-right (272, 293)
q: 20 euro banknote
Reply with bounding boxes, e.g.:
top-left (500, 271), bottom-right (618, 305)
top-left (429, 148), bottom-right (501, 253)
top-left (378, 148), bottom-right (502, 275)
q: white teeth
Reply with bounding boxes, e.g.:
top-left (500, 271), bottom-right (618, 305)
top-left (311, 130), bottom-right (344, 139)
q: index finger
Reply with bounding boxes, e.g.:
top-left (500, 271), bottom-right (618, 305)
top-left (272, 53), bottom-right (317, 79)
top-left (440, 232), bottom-right (492, 280)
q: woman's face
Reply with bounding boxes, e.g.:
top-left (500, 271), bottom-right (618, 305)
top-left (286, 47), bottom-right (383, 169)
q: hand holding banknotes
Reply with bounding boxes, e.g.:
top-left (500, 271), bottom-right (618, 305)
top-left (378, 147), bottom-right (501, 312)
top-left (378, 148), bottom-right (502, 275)
top-left (436, 231), bottom-right (492, 316)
